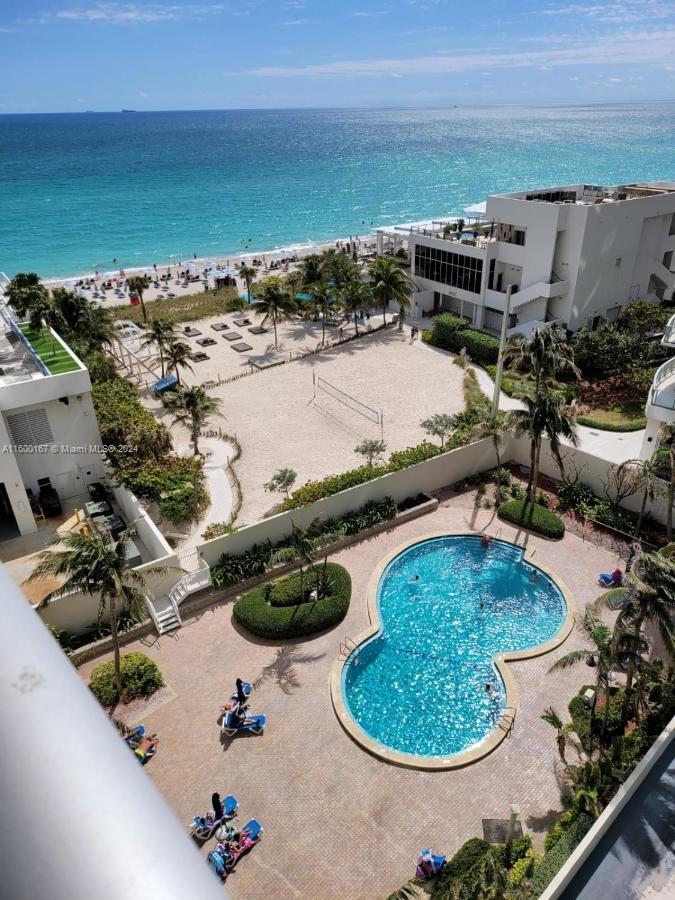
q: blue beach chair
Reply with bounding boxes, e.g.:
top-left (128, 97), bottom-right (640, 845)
top-left (221, 711), bottom-right (266, 737)
top-left (190, 794), bottom-right (239, 839)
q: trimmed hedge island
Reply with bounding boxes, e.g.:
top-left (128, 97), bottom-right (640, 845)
top-left (498, 499), bottom-right (565, 539)
top-left (233, 562), bottom-right (352, 639)
top-left (89, 652), bottom-right (164, 705)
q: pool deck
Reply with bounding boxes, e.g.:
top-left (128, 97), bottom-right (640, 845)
top-left (78, 493), bottom-right (620, 900)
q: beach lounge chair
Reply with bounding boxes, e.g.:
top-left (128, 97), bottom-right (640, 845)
top-left (248, 325), bottom-right (267, 335)
top-left (226, 819), bottom-right (263, 864)
top-left (416, 849), bottom-right (446, 880)
top-left (189, 794), bottom-right (239, 839)
top-left (599, 570), bottom-right (623, 587)
top-left (192, 352), bottom-right (210, 362)
top-left (184, 327), bottom-right (202, 337)
top-left (233, 317), bottom-right (252, 327)
top-left (223, 332), bottom-right (242, 341)
top-left (210, 322), bottom-right (229, 332)
top-left (196, 337), bottom-right (217, 346)
top-left (223, 680), bottom-right (252, 712)
top-left (232, 342), bottom-right (253, 353)
top-left (207, 847), bottom-right (230, 881)
top-left (221, 711), bottom-right (266, 737)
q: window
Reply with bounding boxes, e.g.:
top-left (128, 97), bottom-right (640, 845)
top-left (6, 409), bottom-right (53, 447)
top-left (414, 244), bottom-right (483, 294)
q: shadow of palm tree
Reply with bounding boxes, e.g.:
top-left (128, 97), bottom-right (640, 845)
top-left (525, 807), bottom-right (563, 833)
top-left (253, 644), bottom-right (325, 694)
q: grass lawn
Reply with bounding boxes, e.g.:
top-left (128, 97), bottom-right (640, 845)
top-left (486, 365), bottom-right (647, 431)
top-left (19, 324), bottom-right (80, 374)
top-left (111, 286), bottom-right (242, 326)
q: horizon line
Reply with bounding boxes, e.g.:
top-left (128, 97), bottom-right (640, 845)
top-left (2, 99), bottom-right (675, 116)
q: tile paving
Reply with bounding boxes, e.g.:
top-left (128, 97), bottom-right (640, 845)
top-left (78, 496), bottom-right (620, 899)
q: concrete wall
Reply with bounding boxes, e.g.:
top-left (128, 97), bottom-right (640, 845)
top-left (112, 485), bottom-right (172, 560)
top-left (197, 437), bottom-right (499, 566)
top-left (0, 413), bottom-right (37, 535)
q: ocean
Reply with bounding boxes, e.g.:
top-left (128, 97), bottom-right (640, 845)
top-left (1, 104), bottom-right (675, 279)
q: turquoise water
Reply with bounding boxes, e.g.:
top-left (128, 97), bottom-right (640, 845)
top-left (343, 537), bottom-right (567, 758)
top-left (1, 104), bottom-right (675, 278)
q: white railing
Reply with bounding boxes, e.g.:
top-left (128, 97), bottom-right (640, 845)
top-left (650, 356), bottom-right (675, 410)
top-left (168, 559), bottom-right (212, 607)
top-left (661, 313), bottom-right (675, 348)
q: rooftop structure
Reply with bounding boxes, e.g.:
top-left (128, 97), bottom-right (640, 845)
top-left (0, 298), bottom-right (105, 538)
top-left (379, 181), bottom-right (675, 338)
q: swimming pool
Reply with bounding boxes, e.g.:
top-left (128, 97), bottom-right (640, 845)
top-left (339, 536), bottom-right (569, 764)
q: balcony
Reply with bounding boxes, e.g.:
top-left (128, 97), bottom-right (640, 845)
top-left (647, 356), bottom-right (675, 422)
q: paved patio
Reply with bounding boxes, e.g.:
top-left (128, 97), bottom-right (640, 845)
top-left (78, 495), bottom-right (620, 899)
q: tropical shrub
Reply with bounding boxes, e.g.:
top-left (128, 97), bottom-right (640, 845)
top-left (530, 815), bottom-right (593, 896)
top-left (92, 377), bottom-right (171, 465)
top-left (508, 847), bottom-right (541, 886)
top-left (119, 456), bottom-right (208, 524)
top-left (85, 350), bottom-right (118, 382)
top-left (89, 652), bottom-right (163, 705)
top-left (429, 312), bottom-right (470, 347)
top-left (211, 498), bottom-right (398, 589)
top-left (233, 562), bottom-right (351, 638)
top-left (211, 541), bottom-right (272, 589)
top-left (455, 328), bottom-right (500, 364)
top-left (498, 499), bottom-right (565, 538)
top-left (201, 521), bottom-right (237, 540)
top-left (388, 441), bottom-right (442, 470)
top-left (430, 838), bottom-right (491, 898)
top-left (557, 481), bottom-right (595, 511)
top-left (280, 464), bottom-right (389, 508)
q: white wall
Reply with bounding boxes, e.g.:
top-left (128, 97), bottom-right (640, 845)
top-left (6, 393), bottom-right (105, 500)
top-left (112, 485), bottom-right (172, 560)
top-left (0, 413), bottom-right (37, 535)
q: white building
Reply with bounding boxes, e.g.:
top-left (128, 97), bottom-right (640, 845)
top-left (378, 182), bottom-right (675, 337)
top-left (0, 305), bottom-right (105, 537)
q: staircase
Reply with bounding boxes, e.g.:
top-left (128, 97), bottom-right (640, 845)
top-left (146, 553), bottom-right (212, 635)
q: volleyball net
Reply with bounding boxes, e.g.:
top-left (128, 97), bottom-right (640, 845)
top-left (313, 373), bottom-right (382, 426)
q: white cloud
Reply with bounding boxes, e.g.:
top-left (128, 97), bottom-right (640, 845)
top-left (352, 10), bottom-right (389, 17)
top-left (226, 27), bottom-right (675, 78)
top-left (281, 18), bottom-right (313, 26)
top-left (41, 3), bottom-right (227, 25)
top-left (538, 1), bottom-right (675, 25)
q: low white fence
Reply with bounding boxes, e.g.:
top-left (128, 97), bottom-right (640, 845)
top-left (112, 485), bottom-right (173, 560)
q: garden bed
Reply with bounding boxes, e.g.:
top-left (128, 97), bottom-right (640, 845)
top-left (233, 562), bottom-right (351, 638)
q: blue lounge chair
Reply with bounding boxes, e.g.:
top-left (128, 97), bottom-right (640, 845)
top-left (189, 794), bottom-right (238, 839)
top-left (124, 724), bottom-right (145, 746)
top-left (416, 848), bottom-right (446, 879)
top-left (240, 819), bottom-right (263, 842)
top-left (221, 711), bottom-right (266, 737)
top-left (599, 571), bottom-right (623, 587)
top-left (207, 847), bottom-right (230, 881)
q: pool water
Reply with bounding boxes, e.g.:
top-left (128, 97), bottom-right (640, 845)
top-left (342, 536), bottom-right (567, 758)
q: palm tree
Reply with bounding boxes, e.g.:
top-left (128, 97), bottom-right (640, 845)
top-left (253, 277), bottom-right (297, 349)
top-left (142, 318), bottom-right (174, 378)
top-left (166, 385), bottom-right (223, 455)
top-left (311, 278), bottom-right (331, 346)
top-left (368, 256), bottom-right (411, 326)
top-left (504, 327), bottom-right (579, 395)
top-left (634, 456), bottom-right (662, 538)
top-left (126, 274), bottom-right (151, 323)
top-left (602, 551), bottom-right (675, 721)
top-left (6, 272), bottom-right (50, 319)
top-left (509, 391), bottom-right (577, 504)
top-left (164, 338), bottom-right (195, 386)
top-left (659, 423), bottom-right (675, 541)
top-left (321, 249), bottom-right (358, 289)
top-left (27, 524), bottom-right (174, 700)
top-left (472, 411), bottom-right (509, 504)
top-left (541, 707), bottom-right (580, 763)
top-left (549, 609), bottom-right (618, 740)
top-left (339, 277), bottom-right (371, 335)
top-left (300, 254), bottom-right (323, 288)
top-left (27, 291), bottom-right (61, 354)
top-left (239, 265), bottom-right (257, 304)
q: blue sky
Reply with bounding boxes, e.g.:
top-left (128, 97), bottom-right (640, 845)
top-left (1, 1), bottom-right (675, 111)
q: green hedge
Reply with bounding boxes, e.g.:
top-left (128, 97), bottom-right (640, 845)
top-left (233, 562), bottom-right (351, 638)
top-left (576, 415), bottom-right (647, 432)
top-left (430, 838), bottom-right (491, 898)
top-left (89, 652), bottom-right (164, 705)
top-left (530, 815), bottom-right (593, 896)
top-left (498, 499), bottom-right (565, 539)
top-left (427, 314), bottom-right (500, 364)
